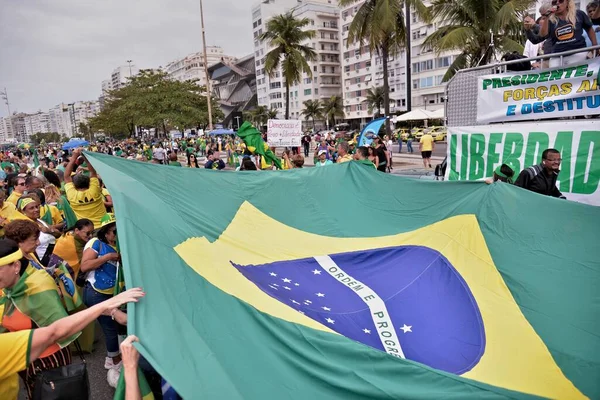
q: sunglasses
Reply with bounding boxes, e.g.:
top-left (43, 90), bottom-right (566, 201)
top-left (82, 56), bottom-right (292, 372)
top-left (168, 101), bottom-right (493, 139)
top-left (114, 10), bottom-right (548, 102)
top-left (551, 0), bottom-right (565, 4)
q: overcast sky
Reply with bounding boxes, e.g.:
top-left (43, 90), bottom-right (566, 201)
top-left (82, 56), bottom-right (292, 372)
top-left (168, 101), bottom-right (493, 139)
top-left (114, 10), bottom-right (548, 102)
top-left (0, 0), bottom-right (254, 117)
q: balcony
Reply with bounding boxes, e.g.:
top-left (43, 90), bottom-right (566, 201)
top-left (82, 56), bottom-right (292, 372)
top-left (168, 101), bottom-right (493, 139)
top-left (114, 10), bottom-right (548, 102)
top-left (320, 71), bottom-right (339, 76)
top-left (320, 59), bottom-right (340, 65)
top-left (320, 81), bottom-right (341, 87)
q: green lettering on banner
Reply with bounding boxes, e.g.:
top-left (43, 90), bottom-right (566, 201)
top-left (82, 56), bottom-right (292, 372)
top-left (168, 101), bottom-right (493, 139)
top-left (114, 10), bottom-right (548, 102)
top-left (449, 134), bottom-right (459, 180)
top-left (572, 131), bottom-right (600, 194)
top-left (485, 133), bottom-right (503, 177)
top-left (460, 134), bottom-right (469, 180)
top-left (502, 133), bottom-right (524, 173)
top-left (524, 132), bottom-right (550, 168)
top-left (552, 131), bottom-right (574, 193)
top-left (469, 134), bottom-right (486, 180)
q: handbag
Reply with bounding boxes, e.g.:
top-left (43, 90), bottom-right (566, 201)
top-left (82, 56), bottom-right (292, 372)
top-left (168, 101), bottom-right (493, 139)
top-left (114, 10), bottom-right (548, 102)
top-left (32, 340), bottom-right (90, 400)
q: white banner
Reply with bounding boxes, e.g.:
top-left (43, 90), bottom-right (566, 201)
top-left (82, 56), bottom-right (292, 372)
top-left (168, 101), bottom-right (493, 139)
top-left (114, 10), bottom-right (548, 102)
top-left (445, 120), bottom-right (600, 206)
top-left (477, 59), bottom-right (600, 123)
top-left (267, 119), bottom-right (302, 147)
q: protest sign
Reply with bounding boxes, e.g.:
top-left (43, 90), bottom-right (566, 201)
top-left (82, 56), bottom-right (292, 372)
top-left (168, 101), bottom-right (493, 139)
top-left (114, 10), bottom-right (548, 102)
top-left (446, 121), bottom-right (600, 205)
top-left (267, 119), bottom-right (302, 147)
top-left (477, 59), bottom-right (600, 123)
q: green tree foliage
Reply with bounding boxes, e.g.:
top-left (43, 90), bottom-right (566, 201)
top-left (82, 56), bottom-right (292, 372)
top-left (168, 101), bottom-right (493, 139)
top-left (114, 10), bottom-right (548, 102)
top-left (30, 132), bottom-right (62, 145)
top-left (300, 100), bottom-right (324, 129)
top-left (322, 96), bottom-right (345, 129)
top-left (338, 0), bottom-right (428, 134)
top-left (259, 12), bottom-right (317, 120)
top-left (90, 69), bottom-right (223, 138)
top-left (244, 106), bottom-right (279, 128)
top-left (423, 0), bottom-right (535, 81)
top-left (365, 87), bottom-right (386, 117)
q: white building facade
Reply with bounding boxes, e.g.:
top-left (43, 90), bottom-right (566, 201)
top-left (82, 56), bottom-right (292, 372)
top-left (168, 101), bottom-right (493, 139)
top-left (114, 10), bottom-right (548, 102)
top-left (0, 117), bottom-right (16, 143)
top-left (24, 112), bottom-right (51, 136)
top-left (164, 46), bottom-right (236, 87)
top-left (252, 0), bottom-right (342, 123)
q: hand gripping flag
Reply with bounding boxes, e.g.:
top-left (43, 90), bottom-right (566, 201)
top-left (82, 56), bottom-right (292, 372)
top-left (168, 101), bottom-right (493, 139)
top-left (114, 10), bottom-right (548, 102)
top-left (85, 152), bottom-right (600, 400)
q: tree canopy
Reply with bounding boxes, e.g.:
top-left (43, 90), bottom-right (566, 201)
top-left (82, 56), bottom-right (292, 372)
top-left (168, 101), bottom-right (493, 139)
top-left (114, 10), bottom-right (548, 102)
top-left (322, 96), bottom-right (345, 128)
top-left (259, 12), bottom-right (317, 120)
top-left (423, 0), bottom-right (535, 80)
top-left (300, 100), bottom-right (324, 129)
top-left (90, 69), bottom-right (222, 139)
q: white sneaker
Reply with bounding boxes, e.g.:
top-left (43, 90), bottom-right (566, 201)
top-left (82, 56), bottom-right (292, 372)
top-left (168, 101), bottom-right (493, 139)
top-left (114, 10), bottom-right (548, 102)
top-left (107, 368), bottom-right (120, 388)
top-left (104, 357), bottom-right (122, 370)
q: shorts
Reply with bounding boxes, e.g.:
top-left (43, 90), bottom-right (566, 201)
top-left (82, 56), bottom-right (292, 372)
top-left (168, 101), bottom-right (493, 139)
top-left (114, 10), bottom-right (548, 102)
top-left (421, 151), bottom-right (432, 159)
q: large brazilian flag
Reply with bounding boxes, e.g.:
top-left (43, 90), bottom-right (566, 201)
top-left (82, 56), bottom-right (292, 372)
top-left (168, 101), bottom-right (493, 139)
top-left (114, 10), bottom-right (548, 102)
top-left (85, 152), bottom-right (600, 400)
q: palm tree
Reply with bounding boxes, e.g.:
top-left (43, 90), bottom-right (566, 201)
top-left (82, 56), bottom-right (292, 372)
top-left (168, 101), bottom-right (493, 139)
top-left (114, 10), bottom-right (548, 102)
top-left (365, 87), bottom-right (386, 117)
top-left (300, 100), bottom-right (324, 130)
top-left (423, 0), bottom-right (534, 81)
top-left (266, 107), bottom-right (279, 120)
top-left (322, 96), bottom-right (345, 129)
top-left (338, 0), bottom-right (428, 134)
top-left (259, 12), bottom-right (317, 120)
top-left (246, 106), bottom-right (268, 127)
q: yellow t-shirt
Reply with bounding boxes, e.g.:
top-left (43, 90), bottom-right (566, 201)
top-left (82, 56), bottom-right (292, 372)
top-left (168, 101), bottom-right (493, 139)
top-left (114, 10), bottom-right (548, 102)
top-left (337, 154), bottom-right (353, 163)
top-left (420, 134), bottom-right (434, 152)
top-left (0, 201), bottom-right (28, 238)
top-left (6, 191), bottom-right (22, 207)
top-left (65, 177), bottom-right (107, 229)
top-left (40, 204), bottom-right (64, 225)
top-left (0, 330), bottom-right (32, 400)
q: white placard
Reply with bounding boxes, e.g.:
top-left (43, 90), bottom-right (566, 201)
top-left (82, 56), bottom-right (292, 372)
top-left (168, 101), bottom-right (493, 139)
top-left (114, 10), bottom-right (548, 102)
top-left (267, 119), bottom-right (302, 147)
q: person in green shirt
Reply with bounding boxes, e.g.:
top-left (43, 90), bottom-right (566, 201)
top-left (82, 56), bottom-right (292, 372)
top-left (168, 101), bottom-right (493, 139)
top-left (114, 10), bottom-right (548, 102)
top-left (353, 146), bottom-right (376, 168)
top-left (168, 152), bottom-right (182, 167)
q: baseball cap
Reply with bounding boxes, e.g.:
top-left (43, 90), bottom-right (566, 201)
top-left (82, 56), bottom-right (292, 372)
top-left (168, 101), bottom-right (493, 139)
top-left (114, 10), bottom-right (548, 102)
top-left (318, 150), bottom-right (327, 156)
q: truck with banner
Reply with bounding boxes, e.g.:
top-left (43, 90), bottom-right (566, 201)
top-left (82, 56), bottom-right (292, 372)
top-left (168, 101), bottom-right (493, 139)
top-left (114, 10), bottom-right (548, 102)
top-left (445, 53), bottom-right (599, 206)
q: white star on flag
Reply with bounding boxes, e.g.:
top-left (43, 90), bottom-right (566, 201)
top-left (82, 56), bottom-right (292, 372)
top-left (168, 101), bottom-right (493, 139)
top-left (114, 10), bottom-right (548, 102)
top-left (294, 283), bottom-right (300, 286)
top-left (272, 283), bottom-right (279, 287)
top-left (326, 318), bottom-right (335, 324)
top-left (363, 329), bottom-right (371, 334)
top-left (305, 300), bottom-right (312, 304)
top-left (269, 272), bottom-right (277, 276)
top-left (321, 306), bottom-right (331, 311)
top-left (284, 286), bottom-right (291, 290)
top-left (316, 292), bottom-right (325, 297)
top-left (400, 324), bottom-right (412, 333)
top-left (282, 278), bottom-right (292, 283)
top-left (312, 269), bottom-right (321, 275)
top-left (268, 285), bottom-right (278, 290)
top-left (291, 300), bottom-right (300, 305)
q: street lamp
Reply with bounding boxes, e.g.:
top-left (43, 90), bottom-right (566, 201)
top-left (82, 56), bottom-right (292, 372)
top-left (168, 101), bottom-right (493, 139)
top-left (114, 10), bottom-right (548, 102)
top-left (424, 95), bottom-right (428, 110)
top-left (0, 87), bottom-right (11, 115)
top-left (126, 60), bottom-right (133, 77)
top-left (199, 0), bottom-right (213, 131)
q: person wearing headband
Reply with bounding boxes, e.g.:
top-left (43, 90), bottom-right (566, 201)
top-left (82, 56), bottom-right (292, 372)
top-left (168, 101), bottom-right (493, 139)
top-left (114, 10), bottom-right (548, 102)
top-left (0, 285), bottom-right (144, 400)
top-left (493, 164), bottom-right (515, 183)
top-left (16, 195), bottom-right (60, 266)
top-left (0, 238), bottom-right (75, 398)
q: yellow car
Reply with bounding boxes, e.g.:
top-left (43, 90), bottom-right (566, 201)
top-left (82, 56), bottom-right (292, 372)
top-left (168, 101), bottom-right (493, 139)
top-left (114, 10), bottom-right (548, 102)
top-left (429, 126), bottom-right (447, 142)
top-left (412, 128), bottom-right (424, 141)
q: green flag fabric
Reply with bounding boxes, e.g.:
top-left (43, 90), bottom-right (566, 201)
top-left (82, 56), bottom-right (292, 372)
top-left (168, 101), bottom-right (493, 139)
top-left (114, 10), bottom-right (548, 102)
top-left (236, 121), bottom-right (282, 169)
top-left (85, 152), bottom-right (600, 400)
top-left (113, 367), bottom-right (154, 400)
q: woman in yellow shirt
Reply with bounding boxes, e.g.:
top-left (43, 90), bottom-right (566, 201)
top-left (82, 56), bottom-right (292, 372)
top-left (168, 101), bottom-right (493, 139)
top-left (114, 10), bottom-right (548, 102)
top-left (0, 288), bottom-right (144, 399)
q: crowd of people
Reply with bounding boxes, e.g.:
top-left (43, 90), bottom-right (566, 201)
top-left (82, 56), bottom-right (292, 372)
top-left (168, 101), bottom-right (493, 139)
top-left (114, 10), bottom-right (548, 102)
top-left (0, 126), bottom-right (570, 400)
top-left (522, 0), bottom-right (600, 68)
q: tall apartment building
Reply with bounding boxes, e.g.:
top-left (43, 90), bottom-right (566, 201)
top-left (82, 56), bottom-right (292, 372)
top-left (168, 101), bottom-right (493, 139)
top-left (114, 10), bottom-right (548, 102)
top-left (24, 112), bottom-right (51, 136)
top-left (340, 1), bottom-right (408, 126)
top-left (252, 0), bottom-right (342, 122)
top-left (164, 46), bottom-right (237, 87)
top-left (49, 104), bottom-right (73, 138)
top-left (111, 64), bottom-right (139, 90)
top-left (0, 117), bottom-right (16, 143)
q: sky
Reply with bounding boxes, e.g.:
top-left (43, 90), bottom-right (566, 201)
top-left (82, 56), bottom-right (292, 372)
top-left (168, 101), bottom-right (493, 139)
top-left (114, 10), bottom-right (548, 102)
top-left (0, 0), bottom-right (255, 117)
